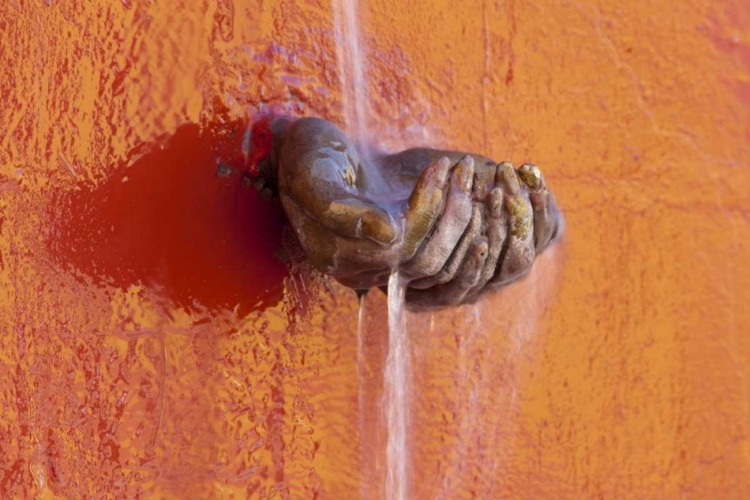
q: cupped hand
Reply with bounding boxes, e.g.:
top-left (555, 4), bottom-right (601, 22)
top-left (270, 117), bottom-right (562, 309)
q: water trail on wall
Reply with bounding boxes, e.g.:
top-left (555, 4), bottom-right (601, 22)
top-left (332, 0), bottom-right (370, 144)
top-left (433, 256), bottom-right (560, 498)
top-left (333, 3), bottom-right (408, 497)
top-left (357, 291), bottom-right (367, 417)
top-left (485, 272), bottom-right (546, 490)
top-left (434, 305), bottom-right (483, 498)
top-left (384, 269), bottom-right (409, 500)
top-left (356, 290), bottom-right (368, 498)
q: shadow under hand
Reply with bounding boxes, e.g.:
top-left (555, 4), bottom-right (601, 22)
top-left (51, 120), bottom-right (289, 316)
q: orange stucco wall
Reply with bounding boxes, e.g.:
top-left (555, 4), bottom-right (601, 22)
top-left (1, 0), bottom-right (749, 498)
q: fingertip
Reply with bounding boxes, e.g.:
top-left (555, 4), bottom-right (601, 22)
top-left (517, 163), bottom-right (544, 191)
top-left (496, 161), bottom-right (520, 195)
top-left (434, 156), bottom-right (452, 188)
top-left (457, 155), bottom-right (475, 169)
top-left (360, 209), bottom-right (397, 244)
top-left (456, 155), bottom-right (475, 193)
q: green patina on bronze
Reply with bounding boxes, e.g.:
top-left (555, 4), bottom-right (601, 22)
top-left (505, 196), bottom-right (533, 240)
top-left (517, 164), bottom-right (542, 190)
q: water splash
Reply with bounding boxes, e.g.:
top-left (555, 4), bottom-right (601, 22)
top-left (384, 269), bottom-right (409, 500)
top-left (332, 0), bottom-right (370, 142)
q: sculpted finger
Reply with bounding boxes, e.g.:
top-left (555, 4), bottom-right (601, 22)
top-left (489, 163), bottom-right (535, 287)
top-left (409, 202), bottom-right (482, 290)
top-left (326, 198), bottom-right (397, 244)
top-left (517, 163), bottom-right (561, 251)
top-left (281, 195), bottom-right (399, 277)
top-left (403, 156), bottom-right (475, 280)
top-left (406, 236), bottom-right (489, 309)
top-left (402, 156), bottom-right (452, 259)
top-left (474, 186), bottom-right (508, 292)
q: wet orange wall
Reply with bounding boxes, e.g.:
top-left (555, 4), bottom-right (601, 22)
top-left (1, 0), bottom-right (750, 498)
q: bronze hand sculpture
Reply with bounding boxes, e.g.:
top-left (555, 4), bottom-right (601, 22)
top-left (258, 116), bottom-right (563, 310)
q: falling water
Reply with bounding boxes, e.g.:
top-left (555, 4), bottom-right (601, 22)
top-left (384, 269), bottom-right (409, 500)
top-left (333, 1), bottom-right (410, 497)
top-left (357, 291), bottom-right (367, 418)
top-left (332, 0), bottom-right (369, 142)
top-left (356, 290), bottom-right (368, 498)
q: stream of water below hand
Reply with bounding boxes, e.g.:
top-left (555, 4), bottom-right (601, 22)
top-left (384, 270), bottom-right (409, 500)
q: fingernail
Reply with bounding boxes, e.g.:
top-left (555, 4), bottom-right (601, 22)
top-left (457, 156), bottom-right (475, 192)
top-left (497, 161), bottom-right (520, 195)
top-left (434, 157), bottom-right (452, 188)
top-left (518, 163), bottom-right (542, 190)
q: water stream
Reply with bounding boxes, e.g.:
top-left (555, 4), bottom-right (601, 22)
top-left (331, 2), bottom-right (563, 495)
top-left (333, 0), bottom-right (369, 141)
top-left (334, 1), bottom-right (412, 497)
top-left (356, 290), bottom-right (369, 499)
top-left (384, 269), bottom-right (409, 500)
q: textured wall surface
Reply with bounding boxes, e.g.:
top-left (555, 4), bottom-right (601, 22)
top-left (1, 0), bottom-right (749, 498)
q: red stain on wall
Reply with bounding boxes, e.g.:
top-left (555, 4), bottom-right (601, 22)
top-left (50, 120), bottom-right (288, 315)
